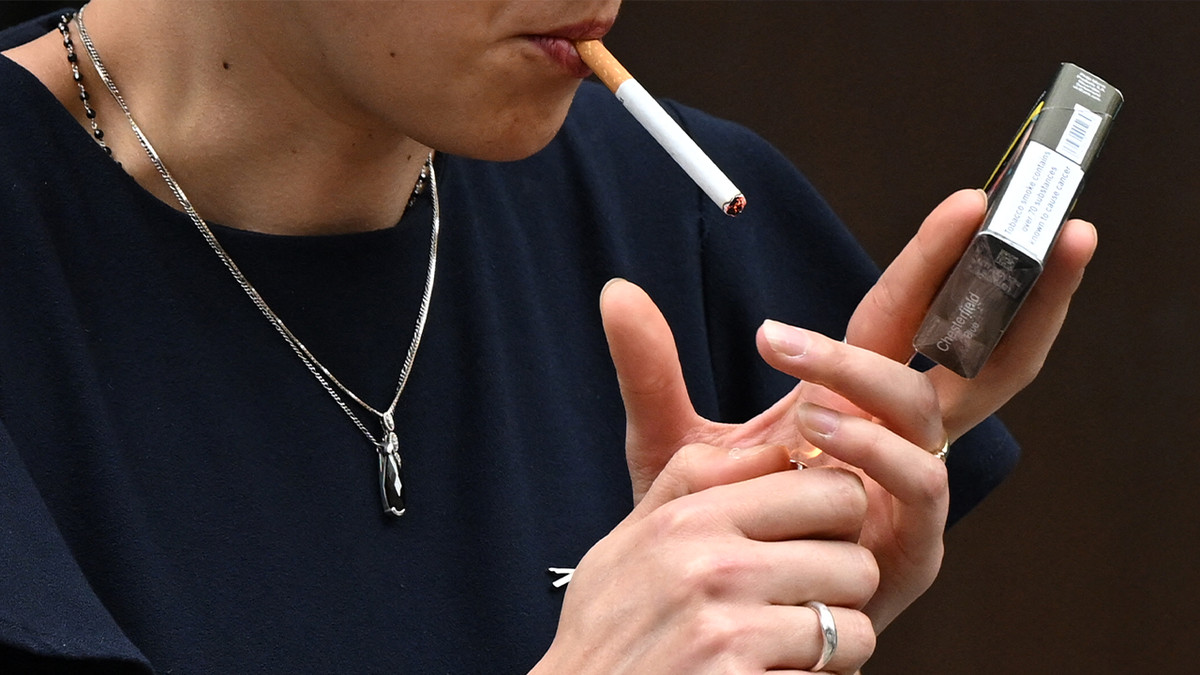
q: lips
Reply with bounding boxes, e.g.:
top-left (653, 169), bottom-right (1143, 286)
top-left (541, 19), bottom-right (615, 42)
top-left (526, 18), bottom-right (615, 79)
top-left (527, 36), bottom-right (592, 78)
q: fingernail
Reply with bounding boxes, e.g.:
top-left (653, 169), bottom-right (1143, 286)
top-left (762, 320), bottom-right (809, 358)
top-left (974, 188), bottom-right (988, 207)
top-left (729, 445), bottom-right (767, 460)
top-left (799, 405), bottom-right (840, 438)
top-left (600, 277), bottom-right (624, 299)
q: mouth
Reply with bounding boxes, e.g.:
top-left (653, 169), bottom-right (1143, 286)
top-left (525, 18), bottom-right (616, 79)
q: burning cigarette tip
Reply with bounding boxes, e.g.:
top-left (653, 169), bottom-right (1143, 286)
top-left (723, 194), bottom-right (747, 216)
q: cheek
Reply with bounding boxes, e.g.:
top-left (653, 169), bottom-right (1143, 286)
top-left (313, 3), bottom-right (586, 161)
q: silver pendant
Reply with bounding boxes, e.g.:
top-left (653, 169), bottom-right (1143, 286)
top-left (379, 412), bottom-right (405, 516)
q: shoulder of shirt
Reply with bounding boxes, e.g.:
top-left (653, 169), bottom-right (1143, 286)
top-left (0, 56), bottom-right (75, 175)
top-left (0, 11), bottom-right (69, 131)
top-left (0, 10), bottom-right (62, 51)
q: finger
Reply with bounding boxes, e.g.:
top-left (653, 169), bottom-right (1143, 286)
top-left (795, 403), bottom-right (949, 519)
top-left (649, 537), bottom-right (878, 610)
top-left (644, 466), bottom-right (868, 543)
top-left (633, 443), bottom-right (796, 517)
top-left (695, 604), bottom-right (873, 674)
top-left (930, 219), bottom-right (1097, 435)
top-left (600, 278), bottom-right (702, 502)
top-left (846, 189), bottom-right (987, 362)
top-left (760, 540), bottom-right (881, 608)
top-left (794, 404), bottom-right (947, 633)
top-left (767, 604), bottom-right (875, 675)
top-left (757, 321), bottom-right (944, 452)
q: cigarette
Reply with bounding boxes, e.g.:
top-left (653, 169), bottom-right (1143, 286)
top-left (575, 39), bottom-right (746, 217)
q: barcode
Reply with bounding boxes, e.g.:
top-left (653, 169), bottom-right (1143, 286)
top-left (1055, 104), bottom-right (1101, 165)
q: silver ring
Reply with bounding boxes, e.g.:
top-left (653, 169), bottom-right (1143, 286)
top-left (803, 600), bottom-right (837, 671)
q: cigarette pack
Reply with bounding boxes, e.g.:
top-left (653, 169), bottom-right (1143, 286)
top-left (913, 63), bottom-right (1122, 378)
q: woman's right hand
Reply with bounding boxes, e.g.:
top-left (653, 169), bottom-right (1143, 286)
top-left (531, 443), bottom-right (879, 675)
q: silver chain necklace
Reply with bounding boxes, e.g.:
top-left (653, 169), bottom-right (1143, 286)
top-left (75, 6), bottom-right (438, 517)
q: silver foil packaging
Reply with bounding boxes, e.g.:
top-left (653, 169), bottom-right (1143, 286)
top-left (914, 63), bottom-right (1122, 378)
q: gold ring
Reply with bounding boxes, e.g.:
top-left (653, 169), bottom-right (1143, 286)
top-left (932, 435), bottom-right (950, 463)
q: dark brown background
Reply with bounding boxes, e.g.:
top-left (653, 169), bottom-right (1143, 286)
top-left (4, 2), bottom-right (1197, 673)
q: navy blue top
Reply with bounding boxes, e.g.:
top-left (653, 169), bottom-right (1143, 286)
top-left (0, 12), bottom-right (1019, 674)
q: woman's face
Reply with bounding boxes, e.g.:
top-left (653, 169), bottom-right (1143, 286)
top-left (271, 1), bottom-right (622, 161)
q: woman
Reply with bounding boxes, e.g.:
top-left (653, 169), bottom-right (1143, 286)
top-left (0, 2), bottom-right (1096, 673)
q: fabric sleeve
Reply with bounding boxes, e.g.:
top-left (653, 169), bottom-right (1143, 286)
top-left (664, 102), bottom-right (1020, 526)
top-left (0, 422), bottom-right (151, 673)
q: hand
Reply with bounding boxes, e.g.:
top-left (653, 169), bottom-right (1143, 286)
top-left (600, 280), bottom-right (948, 632)
top-left (596, 189), bottom-right (1098, 632)
top-left (845, 188), bottom-right (1099, 437)
top-left (534, 443), bottom-right (879, 675)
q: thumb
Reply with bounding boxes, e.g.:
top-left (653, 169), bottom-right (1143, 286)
top-left (631, 443), bottom-right (795, 519)
top-left (847, 188), bottom-right (986, 361)
top-left (600, 278), bottom-right (700, 503)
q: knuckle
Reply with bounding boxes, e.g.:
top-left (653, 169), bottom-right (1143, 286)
top-left (824, 468), bottom-right (868, 518)
top-left (841, 610), bottom-right (878, 669)
top-left (688, 605), bottom-right (746, 657)
top-left (626, 366), bottom-right (677, 397)
top-left (913, 378), bottom-right (942, 429)
top-left (654, 443), bottom-right (720, 496)
top-left (650, 497), bottom-right (709, 538)
top-left (677, 550), bottom-right (746, 600)
top-left (1017, 356), bottom-right (1046, 386)
top-left (913, 461), bottom-right (949, 508)
top-left (865, 422), bottom-right (891, 459)
top-left (870, 275), bottom-right (904, 322)
top-left (672, 442), bottom-right (721, 475)
top-left (827, 340), bottom-right (857, 378)
top-left (670, 442), bottom-right (709, 474)
top-left (854, 547), bottom-right (882, 598)
top-left (993, 344), bottom-right (1046, 387)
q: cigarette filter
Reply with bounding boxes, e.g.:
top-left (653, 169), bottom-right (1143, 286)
top-left (575, 39), bottom-right (746, 216)
top-left (914, 63), bottom-right (1122, 378)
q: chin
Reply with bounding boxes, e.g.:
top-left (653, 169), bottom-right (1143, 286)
top-left (472, 123), bottom-right (565, 162)
top-left (431, 85), bottom-right (579, 162)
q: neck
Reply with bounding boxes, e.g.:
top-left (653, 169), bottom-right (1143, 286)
top-left (40, 1), bottom-right (433, 235)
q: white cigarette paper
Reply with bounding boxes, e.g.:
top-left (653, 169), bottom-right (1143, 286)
top-left (575, 40), bottom-right (746, 216)
top-left (613, 80), bottom-right (745, 215)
